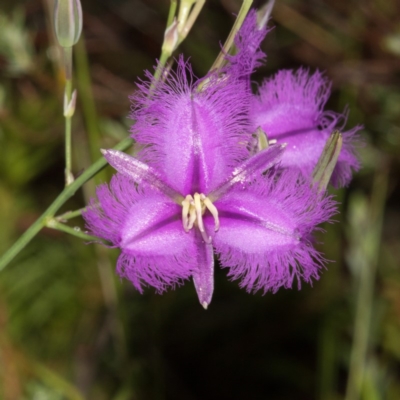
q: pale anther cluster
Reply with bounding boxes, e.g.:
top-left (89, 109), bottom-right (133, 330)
top-left (181, 193), bottom-right (220, 243)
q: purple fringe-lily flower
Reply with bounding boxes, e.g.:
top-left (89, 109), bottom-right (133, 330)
top-left (83, 54), bottom-right (336, 308)
top-left (251, 69), bottom-right (362, 187)
top-left (82, 9), bottom-right (362, 307)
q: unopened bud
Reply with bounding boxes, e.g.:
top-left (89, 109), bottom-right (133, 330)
top-left (64, 89), bottom-right (77, 117)
top-left (54, 0), bottom-right (83, 48)
top-left (162, 18), bottom-right (179, 56)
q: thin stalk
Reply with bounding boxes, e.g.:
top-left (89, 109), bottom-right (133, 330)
top-left (94, 245), bottom-right (128, 362)
top-left (153, 50), bottom-right (170, 83)
top-left (63, 46), bottom-right (73, 80)
top-left (344, 168), bottom-right (388, 400)
top-left (177, 0), bottom-right (196, 34)
top-left (56, 208), bottom-right (86, 221)
top-left (209, 0), bottom-right (253, 72)
top-left (65, 78), bottom-right (73, 185)
top-left (153, 6), bottom-right (177, 85)
top-left (63, 45), bottom-right (74, 186)
top-left (74, 37), bottom-right (104, 184)
top-left (29, 359), bottom-right (85, 400)
top-left (0, 136), bottom-right (133, 272)
top-left (178, 0), bottom-right (205, 44)
top-left (154, 0), bottom-right (204, 83)
top-left (74, 40), bottom-right (128, 359)
top-left (46, 219), bottom-right (102, 242)
top-left (166, 0), bottom-right (178, 28)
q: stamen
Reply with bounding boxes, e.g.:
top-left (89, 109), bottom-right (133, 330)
top-left (188, 206), bottom-right (197, 230)
top-left (201, 194), bottom-right (220, 232)
top-left (180, 192), bottom-right (219, 244)
top-left (194, 193), bottom-right (211, 244)
top-left (200, 229), bottom-right (212, 243)
top-left (181, 195), bottom-right (193, 232)
top-left (193, 194), bottom-right (204, 232)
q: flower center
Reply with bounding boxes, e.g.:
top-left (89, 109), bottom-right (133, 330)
top-left (181, 193), bottom-right (219, 243)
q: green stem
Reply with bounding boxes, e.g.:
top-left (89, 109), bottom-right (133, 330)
top-left (63, 46), bottom-right (73, 80)
top-left (178, 0), bottom-right (205, 44)
top-left (153, 0), bottom-right (202, 84)
top-left (153, 1), bottom-right (180, 84)
top-left (30, 359), bottom-right (84, 400)
top-left (177, 0), bottom-right (196, 35)
top-left (75, 37), bottom-right (103, 178)
top-left (65, 79), bottom-right (73, 185)
top-left (344, 168), bottom-right (388, 400)
top-left (46, 219), bottom-right (103, 242)
top-left (0, 136), bottom-right (133, 272)
top-left (56, 208), bottom-right (85, 221)
top-left (153, 50), bottom-right (171, 83)
top-left (209, 0), bottom-right (253, 72)
top-left (166, 0), bottom-right (178, 27)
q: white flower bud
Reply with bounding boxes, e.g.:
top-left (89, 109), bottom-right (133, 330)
top-left (54, 0), bottom-right (83, 48)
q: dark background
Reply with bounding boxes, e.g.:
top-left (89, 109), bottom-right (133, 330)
top-left (0, 0), bottom-right (399, 399)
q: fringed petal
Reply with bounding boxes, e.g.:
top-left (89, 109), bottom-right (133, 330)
top-left (252, 69), bottom-right (362, 186)
top-left (130, 56), bottom-right (252, 194)
top-left (206, 170), bottom-right (337, 293)
top-left (83, 173), bottom-right (196, 293)
top-left (225, 9), bottom-right (269, 79)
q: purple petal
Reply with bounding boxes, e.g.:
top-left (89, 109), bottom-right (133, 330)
top-left (130, 57), bottom-right (252, 194)
top-left (225, 9), bottom-right (269, 79)
top-left (83, 174), bottom-right (196, 293)
top-left (120, 192), bottom-right (188, 256)
top-left (205, 170), bottom-right (336, 293)
top-left (192, 230), bottom-right (214, 309)
top-left (252, 69), bottom-right (362, 186)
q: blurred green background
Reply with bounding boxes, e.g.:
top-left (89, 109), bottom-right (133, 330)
top-left (0, 0), bottom-right (399, 399)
